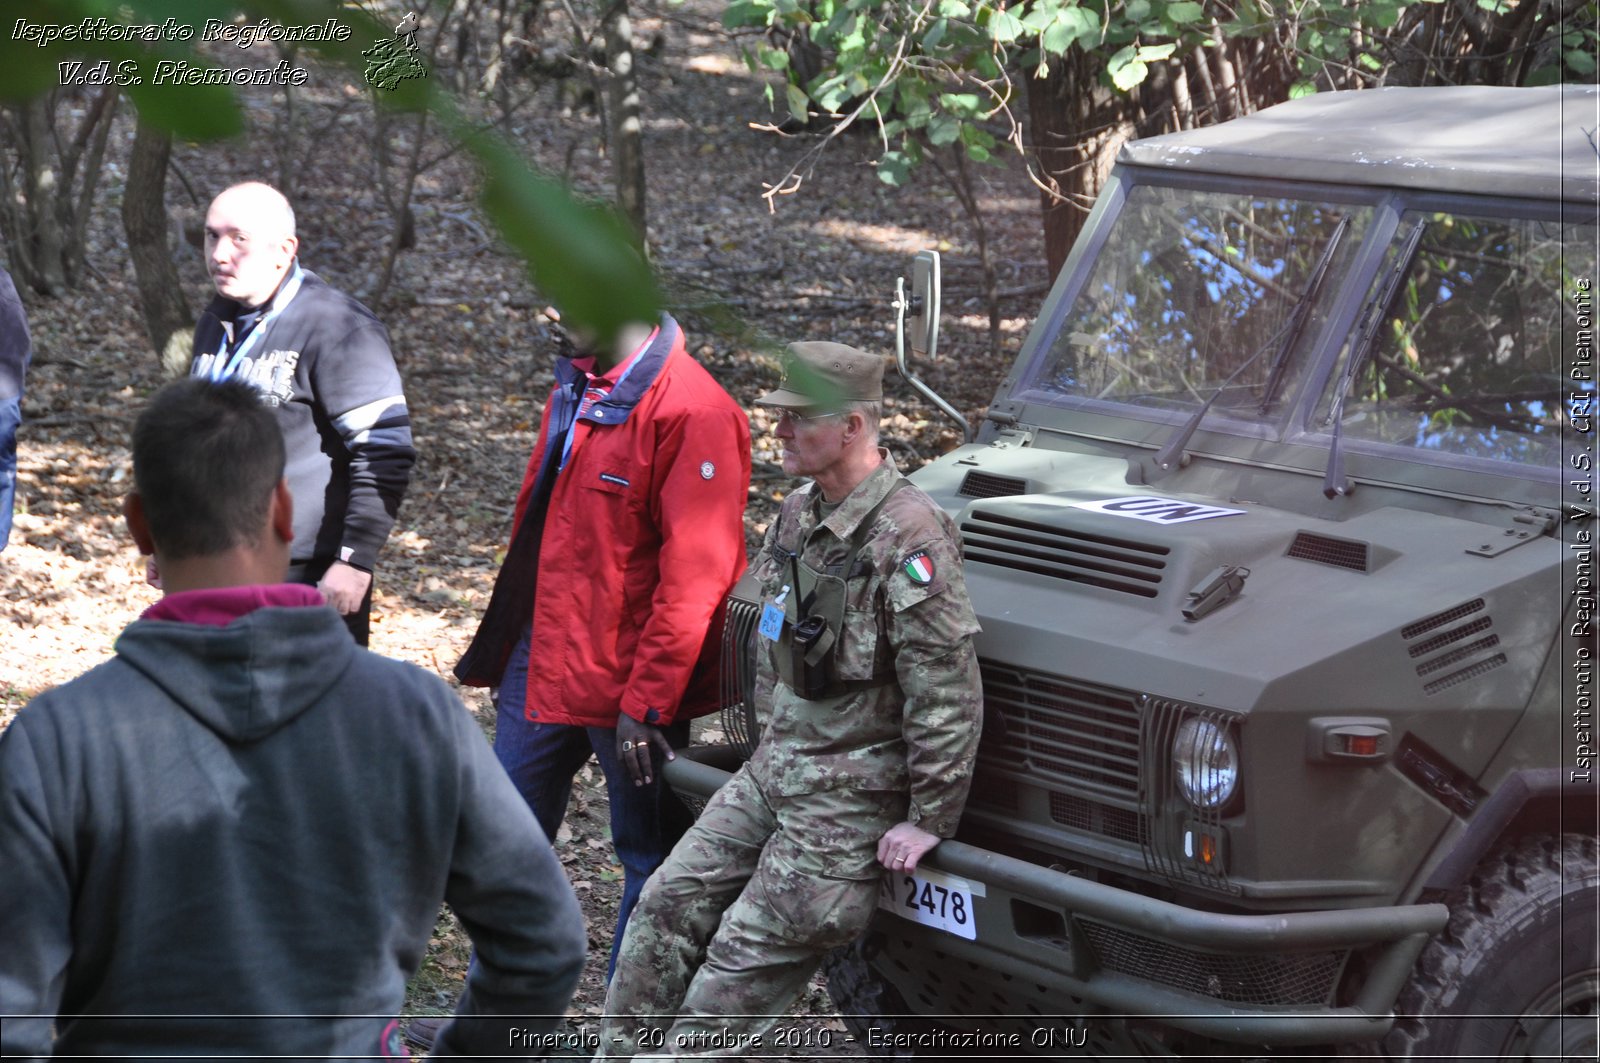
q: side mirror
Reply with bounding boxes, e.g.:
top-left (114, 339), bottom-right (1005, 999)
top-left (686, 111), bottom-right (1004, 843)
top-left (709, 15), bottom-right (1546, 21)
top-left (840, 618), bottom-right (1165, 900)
top-left (908, 249), bottom-right (940, 358)
top-left (894, 250), bottom-right (971, 443)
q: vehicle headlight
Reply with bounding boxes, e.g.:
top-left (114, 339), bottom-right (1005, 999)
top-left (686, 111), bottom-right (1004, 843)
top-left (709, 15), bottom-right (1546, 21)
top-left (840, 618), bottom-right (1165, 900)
top-left (1173, 717), bottom-right (1239, 809)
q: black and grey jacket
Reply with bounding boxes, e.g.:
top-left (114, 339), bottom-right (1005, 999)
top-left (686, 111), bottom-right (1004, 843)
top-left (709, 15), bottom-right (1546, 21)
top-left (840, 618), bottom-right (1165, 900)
top-left (192, 266), bottom-right (415, 571)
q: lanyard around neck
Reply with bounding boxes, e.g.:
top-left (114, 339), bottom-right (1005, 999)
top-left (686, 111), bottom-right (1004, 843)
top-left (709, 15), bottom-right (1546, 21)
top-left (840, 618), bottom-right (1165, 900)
top-left (207, 264), bottom-right (304, 382)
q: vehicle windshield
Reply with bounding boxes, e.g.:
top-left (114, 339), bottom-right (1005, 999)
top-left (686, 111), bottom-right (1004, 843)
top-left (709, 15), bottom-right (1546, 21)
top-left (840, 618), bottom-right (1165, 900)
top-left (1312, 209), bottom-right (1596, 470)
top-left (1029, 184), bottom-right (1374, 424)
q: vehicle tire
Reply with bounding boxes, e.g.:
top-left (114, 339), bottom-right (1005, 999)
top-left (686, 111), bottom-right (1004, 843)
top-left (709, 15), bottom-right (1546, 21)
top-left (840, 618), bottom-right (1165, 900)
top-left (1383, 832), bottom-right (1598, 1060)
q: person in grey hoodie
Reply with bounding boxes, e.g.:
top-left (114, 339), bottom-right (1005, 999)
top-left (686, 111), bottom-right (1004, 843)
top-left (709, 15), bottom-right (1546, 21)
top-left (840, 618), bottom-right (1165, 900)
top-left (0, 377), bottom-right (586, 1060)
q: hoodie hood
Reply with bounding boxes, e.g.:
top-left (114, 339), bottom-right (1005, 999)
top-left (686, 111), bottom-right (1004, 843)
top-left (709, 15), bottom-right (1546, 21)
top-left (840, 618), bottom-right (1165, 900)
top-left (114, 606), bottom-right (356, 743)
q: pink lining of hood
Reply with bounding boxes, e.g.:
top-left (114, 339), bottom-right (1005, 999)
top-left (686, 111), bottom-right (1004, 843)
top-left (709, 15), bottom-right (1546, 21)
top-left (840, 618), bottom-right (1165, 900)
top-left (141, 584), bottom-right (326, 627)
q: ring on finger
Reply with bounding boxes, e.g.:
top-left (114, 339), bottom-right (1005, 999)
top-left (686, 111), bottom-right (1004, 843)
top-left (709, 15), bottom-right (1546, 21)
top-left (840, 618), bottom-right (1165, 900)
top-left (622, 740), bottom-right (636, 751)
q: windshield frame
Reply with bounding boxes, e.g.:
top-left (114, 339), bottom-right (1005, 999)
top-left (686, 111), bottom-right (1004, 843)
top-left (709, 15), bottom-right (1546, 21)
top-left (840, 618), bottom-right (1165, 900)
top-left (1286, 190), bottom-right (1592, 486)
top-left (994, 167), bottom-right (1587, 491)
top-left (1007, 168), bottom-right (1389, 442)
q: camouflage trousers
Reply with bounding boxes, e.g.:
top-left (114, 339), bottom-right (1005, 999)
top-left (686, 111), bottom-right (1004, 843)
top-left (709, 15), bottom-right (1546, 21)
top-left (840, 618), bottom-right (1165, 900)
top-left (598, 764), bottom-right (905, 1058)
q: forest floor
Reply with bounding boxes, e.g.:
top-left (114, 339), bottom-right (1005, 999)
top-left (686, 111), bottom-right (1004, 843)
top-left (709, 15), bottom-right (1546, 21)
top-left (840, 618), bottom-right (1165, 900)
top-left (0, 0), bottom-right (1049, 1050)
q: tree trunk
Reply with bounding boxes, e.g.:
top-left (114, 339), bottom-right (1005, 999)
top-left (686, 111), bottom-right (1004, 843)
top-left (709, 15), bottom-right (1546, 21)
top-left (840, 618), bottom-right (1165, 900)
top-left (122, 116), bottom-right (192, 376)
top-left (1023, 51), bottom-right (1139, 281)
top-left (0, 88), bottom-right (118, 296)
top-left (602, 0), bottom-right (647, 248)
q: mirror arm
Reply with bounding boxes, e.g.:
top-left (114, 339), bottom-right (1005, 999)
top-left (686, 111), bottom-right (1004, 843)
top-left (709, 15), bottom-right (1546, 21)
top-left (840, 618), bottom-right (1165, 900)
top-left (895, 256), bottom-right (973, 444)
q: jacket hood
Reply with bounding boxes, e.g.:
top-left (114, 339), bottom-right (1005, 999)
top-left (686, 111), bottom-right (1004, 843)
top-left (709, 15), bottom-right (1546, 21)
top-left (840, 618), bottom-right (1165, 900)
top-left (114, 606), bottom-right (356, 743)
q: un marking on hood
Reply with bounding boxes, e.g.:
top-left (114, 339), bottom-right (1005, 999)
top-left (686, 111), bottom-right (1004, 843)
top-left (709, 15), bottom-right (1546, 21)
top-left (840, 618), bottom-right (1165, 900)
top-left (1070, 496), bottom-right (1246, 525)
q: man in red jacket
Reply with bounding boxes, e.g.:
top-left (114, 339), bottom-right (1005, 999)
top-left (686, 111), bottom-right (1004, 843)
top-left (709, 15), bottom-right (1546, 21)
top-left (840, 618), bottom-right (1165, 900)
top-left (454, 313), bottom-right (750, 975)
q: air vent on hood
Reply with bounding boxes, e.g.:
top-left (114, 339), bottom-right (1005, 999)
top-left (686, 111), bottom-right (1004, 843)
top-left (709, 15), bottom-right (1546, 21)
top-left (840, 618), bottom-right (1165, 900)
top-left (1286, 531), bottom-right (1371, 572)
top-left (961, 509), bottom-right (1169, 598)
top-left (1401, 599), bottom-right (1505, 695)
top-left (959, 470), bottom-right (1029, 498)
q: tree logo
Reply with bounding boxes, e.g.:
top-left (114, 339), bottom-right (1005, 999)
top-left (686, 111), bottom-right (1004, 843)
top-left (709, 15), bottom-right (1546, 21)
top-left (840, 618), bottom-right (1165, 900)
top-left (362, 11), bottom-right (425, 91)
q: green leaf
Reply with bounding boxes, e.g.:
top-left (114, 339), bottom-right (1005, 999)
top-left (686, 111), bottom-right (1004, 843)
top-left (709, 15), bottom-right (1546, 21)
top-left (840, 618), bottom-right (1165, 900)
top-left (125, 82), bottom-right (243, 140)
top-left (813, 72), bottom-right (853, 112)
top-left (460, 128), bottom-right (659, 344)
top-left (938, 0), bottom-right (973, 16)
top-left (759, 46), bottom-right (790, 71)
top-left (1126, 0), bottom-right (1152, 21)
top-left (785, 83), bottom-right (811, 123)
top-left (1365, 0), bottom-right (1404, 29)
top-left (1022, 1), bottom-right (1062, 32)
top-left (1166, 0), bottom-right (1205, 23)
top-left (1042, 20), bottom-right (1077, 55)
top-left (923, 17), bottom-right (949, 50)
top-left (877, 150), bottom-right (914, 186)
top-left (988, 9), bottom-right (1026, 43)
top-left (1059, 7), bottom-right (1099, 41)
top-left (939, 92), bottom-right (984, 118)
top-left (1288, 81), bottom-right (1318, 99)
top-left (722, 0), bottom-right (774, 29)
top-left (926, 115), bottom-right (961, 146)
top-left (1107, 45), bottom-right (1149, 91)
top-left (1566, 49), bottom-right (1598, 75)
top-left (1136, 43), bottom-right (1176, 62)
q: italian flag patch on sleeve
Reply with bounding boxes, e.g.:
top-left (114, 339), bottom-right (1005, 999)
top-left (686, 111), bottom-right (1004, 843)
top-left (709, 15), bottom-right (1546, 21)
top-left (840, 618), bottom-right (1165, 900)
top-left (903, 550), bottom-right (935, 584)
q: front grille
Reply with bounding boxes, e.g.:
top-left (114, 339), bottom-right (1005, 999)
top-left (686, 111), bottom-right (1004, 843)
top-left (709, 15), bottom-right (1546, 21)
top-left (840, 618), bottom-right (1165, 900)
top-left (969, 771), bottom-right (1019, 812)
top-left (1049, 791), bottom-right (1145, 845)
top-left (1286, 531), bottom-right (1371, 571)
top-left (978, 662), bottom-right (1142, 802)
top-left (958, 470), bottom-right (1029, 498)
top-left (719, 590), bottom-right (762, 756)
top-left (1080, 921), bottom-right (1345, 1007)
top-left (961, 509), bottom-right (1169, 599)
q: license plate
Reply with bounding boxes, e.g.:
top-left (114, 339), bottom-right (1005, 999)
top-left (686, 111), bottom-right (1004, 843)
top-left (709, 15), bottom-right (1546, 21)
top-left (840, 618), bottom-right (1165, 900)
top-left (878, 865), bottom-right (984, 940)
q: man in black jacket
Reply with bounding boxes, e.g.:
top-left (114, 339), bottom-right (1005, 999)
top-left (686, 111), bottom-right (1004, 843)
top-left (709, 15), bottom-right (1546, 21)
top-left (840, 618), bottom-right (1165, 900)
top-left (189, 181), bottom-right (415, 645)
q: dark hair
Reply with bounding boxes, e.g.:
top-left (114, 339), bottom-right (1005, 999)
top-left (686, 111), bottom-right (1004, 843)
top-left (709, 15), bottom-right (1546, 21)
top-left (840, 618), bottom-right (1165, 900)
top-left (132, 378), bottom-right (285, 561)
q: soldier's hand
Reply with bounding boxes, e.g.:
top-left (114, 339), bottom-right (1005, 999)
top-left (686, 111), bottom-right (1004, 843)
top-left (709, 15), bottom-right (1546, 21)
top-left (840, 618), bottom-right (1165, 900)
top-left (878, 821), bottom-right (942, 875)
top-left (616, 713), bottom-right (675, 786)
top-left (318, 561), bottom-right (372, 615)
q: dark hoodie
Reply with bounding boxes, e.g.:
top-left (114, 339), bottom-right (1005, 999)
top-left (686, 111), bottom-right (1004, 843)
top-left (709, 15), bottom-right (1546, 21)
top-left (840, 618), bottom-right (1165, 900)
top-left (0, 600), bottom-right (586, 1060)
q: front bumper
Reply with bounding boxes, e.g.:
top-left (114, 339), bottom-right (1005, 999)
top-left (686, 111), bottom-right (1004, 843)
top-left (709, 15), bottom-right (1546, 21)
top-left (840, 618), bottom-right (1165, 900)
top-left (666, 749), bottom-right (1448, 1048)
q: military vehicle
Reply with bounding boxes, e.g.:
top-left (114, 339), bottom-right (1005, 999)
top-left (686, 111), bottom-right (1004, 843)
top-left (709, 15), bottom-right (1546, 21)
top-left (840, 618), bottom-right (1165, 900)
top-left (667, 84), bottom-right (1598, 1058)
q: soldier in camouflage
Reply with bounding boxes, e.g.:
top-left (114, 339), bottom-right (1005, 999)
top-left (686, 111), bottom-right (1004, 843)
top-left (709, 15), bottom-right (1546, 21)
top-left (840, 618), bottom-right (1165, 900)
top-left (600, 342), bottom-right (982, 1057)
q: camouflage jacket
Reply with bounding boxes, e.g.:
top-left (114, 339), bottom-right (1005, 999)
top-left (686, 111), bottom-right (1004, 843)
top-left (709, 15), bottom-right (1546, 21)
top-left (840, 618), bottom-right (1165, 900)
top-left (745, 458), bottom-right (982, 838)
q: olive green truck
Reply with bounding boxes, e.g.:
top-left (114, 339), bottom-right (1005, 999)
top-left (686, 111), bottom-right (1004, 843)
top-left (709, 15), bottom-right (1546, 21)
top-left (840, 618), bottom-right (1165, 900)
top-left (668, 84), bottom-right (1598, 1059)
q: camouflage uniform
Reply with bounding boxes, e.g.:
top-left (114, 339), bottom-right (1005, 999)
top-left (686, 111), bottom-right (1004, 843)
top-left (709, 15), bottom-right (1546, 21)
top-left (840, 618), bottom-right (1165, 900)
top-left (601, 457), bottom-right (981, 1058)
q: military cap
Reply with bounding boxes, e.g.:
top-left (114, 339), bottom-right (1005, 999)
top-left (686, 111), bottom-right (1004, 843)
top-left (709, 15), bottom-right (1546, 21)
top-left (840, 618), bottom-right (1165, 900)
top-left (756, 341), bottom-right (885, 410)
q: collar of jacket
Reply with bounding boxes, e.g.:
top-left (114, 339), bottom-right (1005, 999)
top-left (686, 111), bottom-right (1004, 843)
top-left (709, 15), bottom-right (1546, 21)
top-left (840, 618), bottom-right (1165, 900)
top-left (203, 263), bottom-right (318, 334)
top-left (811, 451), bottom-right (902, 543)
top-left (552, 314), bottom-right (682, 428)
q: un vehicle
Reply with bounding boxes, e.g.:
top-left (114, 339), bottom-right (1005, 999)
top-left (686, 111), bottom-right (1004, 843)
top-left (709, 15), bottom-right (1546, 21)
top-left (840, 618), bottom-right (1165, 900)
top-left (668, 84), bottom-right (1598, 1058)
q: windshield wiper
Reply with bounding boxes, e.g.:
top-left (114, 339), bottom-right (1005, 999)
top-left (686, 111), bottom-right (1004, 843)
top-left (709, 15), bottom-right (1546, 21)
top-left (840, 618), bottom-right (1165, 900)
top-left (1321, 219), bottom-right (1428, 498)
top-left (1153, 215), bottom-right (1351, 473)
top-left (1259, 216), bottom-right (1351, 413)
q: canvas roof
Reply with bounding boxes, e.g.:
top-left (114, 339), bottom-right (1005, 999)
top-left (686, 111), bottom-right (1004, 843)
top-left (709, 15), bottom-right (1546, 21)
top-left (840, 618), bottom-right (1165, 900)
top-left (1119, 84), bottom-right (1599, 204)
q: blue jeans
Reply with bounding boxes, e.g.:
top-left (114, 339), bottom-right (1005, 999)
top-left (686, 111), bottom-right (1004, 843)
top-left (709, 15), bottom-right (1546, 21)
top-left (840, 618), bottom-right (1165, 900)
top-left (0, 395), bottom-right (19, 550)
top-left (494, 627), bottom-right (691, 976)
